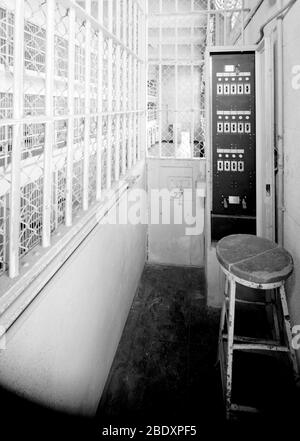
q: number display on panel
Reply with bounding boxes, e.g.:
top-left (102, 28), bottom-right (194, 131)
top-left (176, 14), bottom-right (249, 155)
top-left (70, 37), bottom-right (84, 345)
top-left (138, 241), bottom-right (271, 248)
top-left (217, 80), bottom-right (251, 96)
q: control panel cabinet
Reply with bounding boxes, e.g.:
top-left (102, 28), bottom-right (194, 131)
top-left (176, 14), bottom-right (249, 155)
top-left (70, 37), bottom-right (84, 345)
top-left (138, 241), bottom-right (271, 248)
top-left (210, 51), bottom-right (256, 241)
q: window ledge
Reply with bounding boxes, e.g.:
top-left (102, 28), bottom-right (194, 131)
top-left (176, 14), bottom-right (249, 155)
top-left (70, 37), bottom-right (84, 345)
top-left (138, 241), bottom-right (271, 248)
top-left (0, 160), bottom-right (145, 338)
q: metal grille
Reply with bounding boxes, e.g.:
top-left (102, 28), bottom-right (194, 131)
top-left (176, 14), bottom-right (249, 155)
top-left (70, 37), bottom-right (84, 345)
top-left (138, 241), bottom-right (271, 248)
top-left (22, 123), bottom-right (45, 159)
top-left (54, 0), bottom-right (68, 78)
top-left (125, 115), bottom-right (129, 169)
top-left (112, 43), bottom-right (117, 112)
top-left (136, 113), bottom-right (139, 161)
top-left (0, 2), bottom-right (14, 273)
top-left (119, 115), bottom-right (124, 177)
top-left (119, 47), bottom-right (124, 110)
top-left (20, 121), bottom-right (45, 257)
top-left (55, 34), bottom-right (68, 77)
top-left (0, 0), bottom-right (146, 278)
top-left (102, 38), bottom-right (108, 112)
top-left (72, 159), bottom-right (83, 214)
top-left (90, 28), bottom-right (98, 113)
top-left (75, 16), bottom-right (85, 81)
top-left (51, 166), bottom-right (66, 231)
top-left (89, 115), bottom-right (98, 204)
top-left (88, 26), bottom-right (99, 205)
top-left (101, 116), bottom-right (108, 190)
top-left (111, 116), bottom-right (116, 184)
top-left (88, 26), bottom-right (98, 204)
top-left (74, 117), bottom-right (84, 150)
top-left (24, 0), bottom-right (46, 73)
top-left (0, 92), bottom-right (13, 118)
top-left (54, 119), bottom-right (67, 149)
top-left (0, 6), bottom-right (14, 67)
top-left (194, 0), bottom-right (209, 10)
top-left (0, 123), bottom-right (12, 167)
top-left (19, 177), bottom-right (43, 256)
top-left (73, 13), bottom-right (85, 213)
top-left (54, 0), bottom-right (68, 170)
top-left (88, 151), bottom-right (97, 205)
top-left (20, 2), bottom-right (46, 259)
top-left (147, 0), bottom-right (246, 159)
top-left (0, 193), bottom-right (8, 274)
top-left (24, 94), bottom-right (45, 115)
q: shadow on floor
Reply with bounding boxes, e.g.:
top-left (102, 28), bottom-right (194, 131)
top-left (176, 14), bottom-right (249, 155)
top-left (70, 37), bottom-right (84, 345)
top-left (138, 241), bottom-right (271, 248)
top-left (98, 264), bottom-right (225, 434)
top-left (0, 264), bottom-right (298, 439)
top-left (97, 264), bottom-right (300, 439)
top-left (0, 385), bottom-right (97, 438)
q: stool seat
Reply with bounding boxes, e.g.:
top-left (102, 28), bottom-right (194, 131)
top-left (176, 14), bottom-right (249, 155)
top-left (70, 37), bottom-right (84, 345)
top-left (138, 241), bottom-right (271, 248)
top-left (216, 234), bottom-right (293, 285)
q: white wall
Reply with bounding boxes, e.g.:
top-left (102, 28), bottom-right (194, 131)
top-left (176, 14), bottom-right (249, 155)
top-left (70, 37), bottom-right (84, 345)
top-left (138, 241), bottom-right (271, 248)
top-left (282, 0), bottom-right (300, 364)
top-left (243, 0), bottom-right (300, 363)
top-left (0, 170), bottom-right (147, 416)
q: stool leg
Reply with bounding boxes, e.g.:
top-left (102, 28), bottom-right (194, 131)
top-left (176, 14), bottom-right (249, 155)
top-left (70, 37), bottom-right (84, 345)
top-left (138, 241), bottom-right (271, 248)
top-left (226, 277), bottom-right (236, 419)
top-left (279, 285), bottom-right (299, 380)
top-left (271, 289), bottom-right (281, 343)
top-left (218, 276), bottom-right (229, 354)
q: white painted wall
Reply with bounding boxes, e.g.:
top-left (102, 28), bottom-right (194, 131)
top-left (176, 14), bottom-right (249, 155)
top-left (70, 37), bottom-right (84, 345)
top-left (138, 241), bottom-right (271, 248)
top-left (242, 0), bottom-right (300, 363)
top-left (281, 0), bottom-right (300, 365)
top-left (0, 169), bottom-right (147, 416)
top-left (147, 158), bottom-right (206, 267)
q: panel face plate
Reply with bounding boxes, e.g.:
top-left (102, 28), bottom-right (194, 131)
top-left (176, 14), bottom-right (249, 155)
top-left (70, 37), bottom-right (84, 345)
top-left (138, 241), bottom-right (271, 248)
top-left (210, 51), bottom-right (256, 240)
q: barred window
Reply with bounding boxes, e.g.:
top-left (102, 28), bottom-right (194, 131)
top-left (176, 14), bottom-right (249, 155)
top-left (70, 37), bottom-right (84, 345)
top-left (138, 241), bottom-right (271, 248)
top-left (24, 21), bottom-right (46, 72)
top-left (19, 177), bottom-right (43, 257)
top-left (0, 7), bottom-right (14, 67)
top-left (0, 0), bottom-right (145, 278)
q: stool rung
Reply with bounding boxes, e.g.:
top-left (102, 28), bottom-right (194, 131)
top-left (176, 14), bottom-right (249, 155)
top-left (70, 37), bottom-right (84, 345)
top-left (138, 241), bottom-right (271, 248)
top-left (233, 343), bottom-right (289, 352)
top-left (235, 298), bottom-right (266, 306)
top-left (231, 404), bottom-right (260, 414)
top-left (222, 334), bottom-right (280, 346)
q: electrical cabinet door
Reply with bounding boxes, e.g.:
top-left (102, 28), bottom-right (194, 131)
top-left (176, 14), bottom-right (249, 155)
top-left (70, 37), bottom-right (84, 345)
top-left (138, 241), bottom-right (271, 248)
top-left (210, 51), bottom-right (256, 241)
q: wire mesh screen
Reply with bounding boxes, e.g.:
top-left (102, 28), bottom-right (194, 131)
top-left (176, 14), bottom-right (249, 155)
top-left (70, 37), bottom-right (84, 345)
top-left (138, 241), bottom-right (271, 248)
top-left (0, 0), bottom-right (145, 278)
top-left (72, 158), bottom-right (83, 213)
top-left (147, 7), bottom-right (208, 159)
top-left (147, 0), bottom-right (246, 159)
top-left (0, 193), bottom-right (8, 273)
top-left (19, 176), bottom-right (43, 256)
top-left (88, 27), bottom-right (98, 205)
top-left (0, 6), bottom-right (14, 67)
top-left (51, 165), bottom-right (66, 231)
top-left (0, 2), bottom-right (14, 274)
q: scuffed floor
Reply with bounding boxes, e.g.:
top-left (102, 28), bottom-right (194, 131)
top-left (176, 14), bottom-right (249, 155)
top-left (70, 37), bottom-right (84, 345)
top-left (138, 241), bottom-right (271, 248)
top-left (1, 264), bottom-right (298, 439)
top-left (97, 264), bottom-right (300, 438)
top-left (97, 264), bottom-right (224, 428)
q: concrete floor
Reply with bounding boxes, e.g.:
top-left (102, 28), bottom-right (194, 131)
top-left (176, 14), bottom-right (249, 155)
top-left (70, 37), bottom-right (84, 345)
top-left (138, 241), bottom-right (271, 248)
top-left (97, 264), bottom-right (300, 438)
top-left (0, 264), bottom-right (298, 439)
top-left (98, 264), bottom-right (223, 427)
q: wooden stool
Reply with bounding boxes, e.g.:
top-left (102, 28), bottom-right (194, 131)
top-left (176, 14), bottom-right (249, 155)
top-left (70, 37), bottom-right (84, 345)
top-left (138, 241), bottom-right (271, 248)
top-left (216, 234), bottom-right (299, 419)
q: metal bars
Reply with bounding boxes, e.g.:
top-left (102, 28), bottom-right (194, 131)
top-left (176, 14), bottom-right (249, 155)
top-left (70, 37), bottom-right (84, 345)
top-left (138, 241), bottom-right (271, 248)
top-left (0, 0), bottom-right (146, 279)
top-left (147, 0), bottom-right (247, 159)
top-left (9, 0), bottom-right (24, 277)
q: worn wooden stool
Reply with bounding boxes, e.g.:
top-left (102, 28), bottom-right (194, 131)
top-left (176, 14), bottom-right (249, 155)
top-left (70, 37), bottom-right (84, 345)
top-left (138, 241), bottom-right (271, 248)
top-left (216, 234), bottom-right (298, 419)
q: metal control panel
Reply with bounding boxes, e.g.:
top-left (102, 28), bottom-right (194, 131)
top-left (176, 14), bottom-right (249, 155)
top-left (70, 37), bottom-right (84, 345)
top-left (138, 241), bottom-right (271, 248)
top-left (210, 51), bottom-right (256, 241)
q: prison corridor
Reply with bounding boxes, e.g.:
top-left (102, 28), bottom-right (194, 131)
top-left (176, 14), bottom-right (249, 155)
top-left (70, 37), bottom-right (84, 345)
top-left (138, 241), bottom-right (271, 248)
top-left (97, 264), bottom-right (300, 438)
